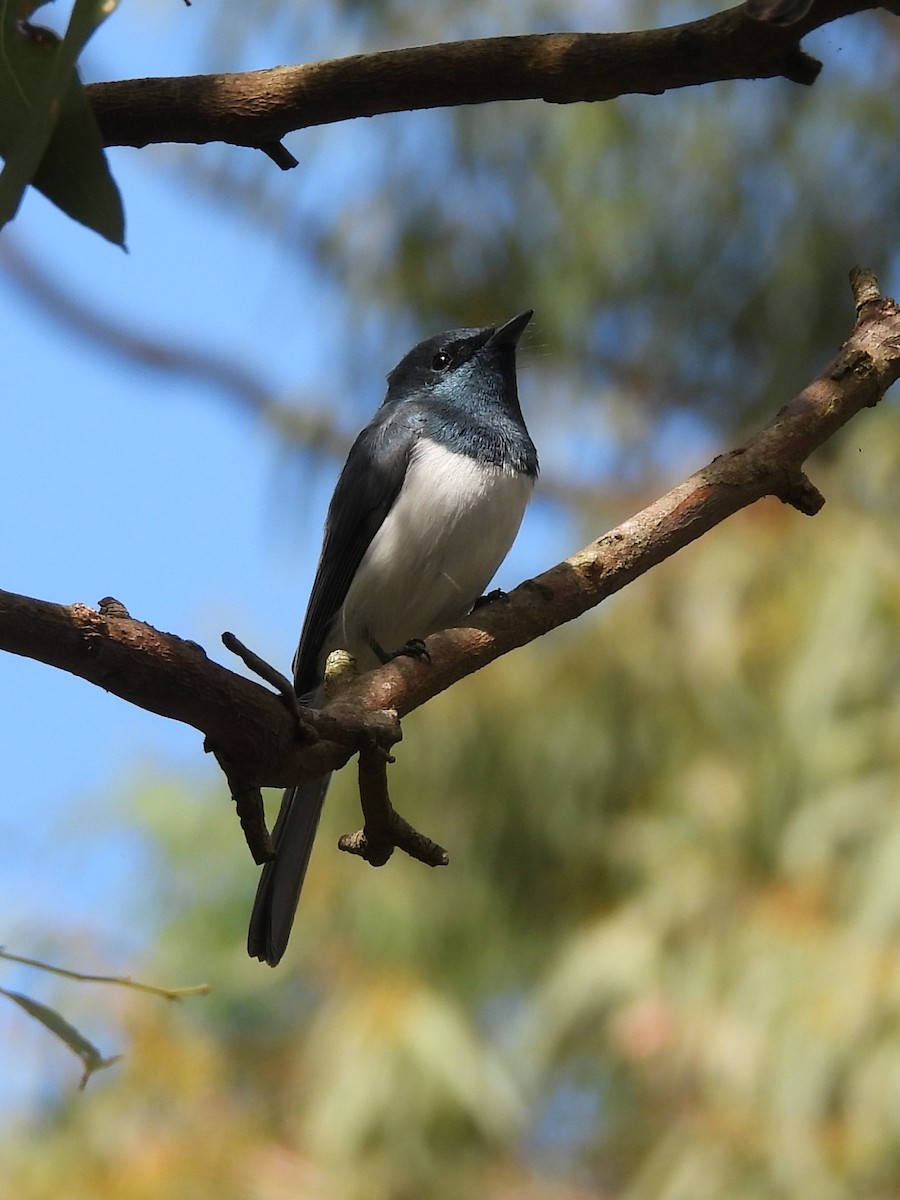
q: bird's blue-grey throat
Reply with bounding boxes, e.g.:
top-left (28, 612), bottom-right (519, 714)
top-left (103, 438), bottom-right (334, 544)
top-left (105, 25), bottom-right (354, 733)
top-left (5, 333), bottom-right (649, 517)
top-left (248, 310), bottom-right (538, 965)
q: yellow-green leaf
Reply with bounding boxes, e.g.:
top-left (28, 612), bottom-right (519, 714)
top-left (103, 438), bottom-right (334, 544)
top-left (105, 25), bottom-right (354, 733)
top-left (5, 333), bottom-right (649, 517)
top-left (0, 986), bottom-right (122, 1089)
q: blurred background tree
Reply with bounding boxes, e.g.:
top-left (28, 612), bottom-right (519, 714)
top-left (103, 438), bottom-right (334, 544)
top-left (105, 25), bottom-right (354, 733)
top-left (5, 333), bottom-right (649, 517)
top-left (2, 1), bottom-right (900, 1198)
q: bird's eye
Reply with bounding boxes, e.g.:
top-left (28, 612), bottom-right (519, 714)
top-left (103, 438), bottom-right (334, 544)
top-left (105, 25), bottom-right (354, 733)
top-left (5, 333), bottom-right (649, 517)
top-left (431, 351), bottom-right (452, 370)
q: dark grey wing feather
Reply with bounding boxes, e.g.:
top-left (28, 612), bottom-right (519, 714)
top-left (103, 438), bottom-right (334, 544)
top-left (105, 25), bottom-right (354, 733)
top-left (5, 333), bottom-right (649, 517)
top-left (292, 405), bottom-right (420, 697)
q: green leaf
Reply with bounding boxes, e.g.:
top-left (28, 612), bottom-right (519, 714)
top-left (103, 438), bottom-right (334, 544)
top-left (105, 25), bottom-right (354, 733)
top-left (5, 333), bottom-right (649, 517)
top-left (31, 65), bottom-right (126, 244)
top-left (0, 986), bottom-right (122, 1089)
top-left (0, 0), bottom-right (124, 245)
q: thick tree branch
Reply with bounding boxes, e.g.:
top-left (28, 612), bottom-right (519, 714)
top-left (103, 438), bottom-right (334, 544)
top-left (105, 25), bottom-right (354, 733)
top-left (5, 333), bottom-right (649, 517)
top-left (85, 2), bottom-right (885, 157)
top-left (1, 270), bottom-right (898, 849)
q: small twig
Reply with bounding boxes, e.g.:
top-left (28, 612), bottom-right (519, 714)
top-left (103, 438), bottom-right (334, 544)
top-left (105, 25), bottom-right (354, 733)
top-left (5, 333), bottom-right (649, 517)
top-left (851, 265), bottom-right (884, 310)
top-left (775, 471), bottom-right (825, 515)
top-left (221, 630), bottom-right (294, 703)
top-left (338, 747), bottom-right (449, 868)
top-left (0, 947), bottom-right (210, 999)
top-left (258, 141), bottom-right (299, 170)
top-left (354, 749), bottom-right (396, 866)
top-left (221, 630), bottom-right (311, 735)
top-left (214, 756), bottom-right (274, 864)
top-left (217, 632), bottom-right (299, 861)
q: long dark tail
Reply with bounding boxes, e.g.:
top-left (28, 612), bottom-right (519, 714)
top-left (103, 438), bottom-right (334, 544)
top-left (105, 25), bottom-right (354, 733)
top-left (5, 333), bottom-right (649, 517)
top-left (247, 774), bottom-right (332, 965)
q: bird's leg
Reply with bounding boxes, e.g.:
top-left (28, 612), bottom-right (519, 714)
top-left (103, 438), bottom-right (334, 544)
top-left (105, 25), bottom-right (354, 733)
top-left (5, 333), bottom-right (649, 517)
top-left (368, 636), bottom-right (432, 666)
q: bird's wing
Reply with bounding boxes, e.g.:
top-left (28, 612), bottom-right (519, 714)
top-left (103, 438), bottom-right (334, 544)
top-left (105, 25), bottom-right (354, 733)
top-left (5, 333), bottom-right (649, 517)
top-left (292, 404), bottom-right (420, 697)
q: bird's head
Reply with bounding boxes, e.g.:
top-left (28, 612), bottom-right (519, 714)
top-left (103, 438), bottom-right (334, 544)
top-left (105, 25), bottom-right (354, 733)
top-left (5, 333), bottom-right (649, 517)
top-left (385, 310), bottom-right (532, 409)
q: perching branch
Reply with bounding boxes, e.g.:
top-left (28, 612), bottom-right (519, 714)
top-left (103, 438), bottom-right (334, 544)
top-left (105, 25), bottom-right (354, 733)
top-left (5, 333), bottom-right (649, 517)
top-left (1, 269), bottom-right (898, 862)
top-left (85, 2), bottom-right (887, 161)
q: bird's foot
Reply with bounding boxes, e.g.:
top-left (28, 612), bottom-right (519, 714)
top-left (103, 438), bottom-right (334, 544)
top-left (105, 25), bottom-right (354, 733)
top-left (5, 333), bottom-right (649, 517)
top-left (472, 587), bottom-right (508, 611)
top-left (371, 637), bottom-right (432, 666)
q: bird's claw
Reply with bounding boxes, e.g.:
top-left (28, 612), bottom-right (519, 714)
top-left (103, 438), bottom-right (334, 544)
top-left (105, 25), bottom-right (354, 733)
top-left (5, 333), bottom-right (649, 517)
top-left (373, 636), bottom-right (431, 665)
top-left (392, 637), bottom-right (431, 664)
top-left (472, 587), bottom-right (508, 611)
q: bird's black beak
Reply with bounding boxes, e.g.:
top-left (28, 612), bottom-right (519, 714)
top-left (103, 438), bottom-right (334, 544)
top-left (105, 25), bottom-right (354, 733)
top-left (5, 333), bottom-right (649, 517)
top-left (487, 309), bottom-right (533, 348)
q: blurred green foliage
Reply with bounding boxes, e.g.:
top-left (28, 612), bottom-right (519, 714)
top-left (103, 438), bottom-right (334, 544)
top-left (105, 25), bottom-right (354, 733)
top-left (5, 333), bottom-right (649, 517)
top-left (7, 408), bottom-right (900, 1198)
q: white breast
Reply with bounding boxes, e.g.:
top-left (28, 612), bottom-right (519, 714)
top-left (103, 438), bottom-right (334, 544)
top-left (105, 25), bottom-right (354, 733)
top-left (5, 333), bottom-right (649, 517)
top-left (336, 438), bottom-right (533, 668)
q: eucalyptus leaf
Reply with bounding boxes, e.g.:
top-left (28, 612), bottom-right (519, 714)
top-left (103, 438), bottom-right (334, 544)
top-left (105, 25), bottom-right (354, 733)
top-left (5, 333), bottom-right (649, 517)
top-left (0, 986), bottom-right (122, 1089)
top-left (0, 0), bottom-right (124, 243)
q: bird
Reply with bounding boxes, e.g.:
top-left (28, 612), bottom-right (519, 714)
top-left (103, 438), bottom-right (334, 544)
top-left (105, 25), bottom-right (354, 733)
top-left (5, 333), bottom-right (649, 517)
top-left (248, 310), bottom-right (539, 965)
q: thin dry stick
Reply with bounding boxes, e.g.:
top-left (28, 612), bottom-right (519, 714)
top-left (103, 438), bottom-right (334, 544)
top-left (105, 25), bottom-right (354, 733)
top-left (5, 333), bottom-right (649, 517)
top-left (0, 948), bottom-right (210, 999)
